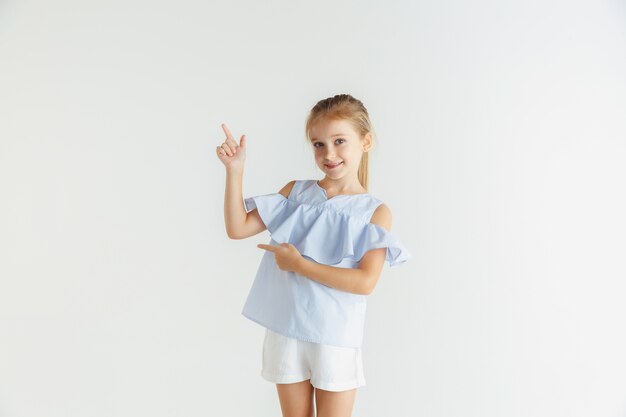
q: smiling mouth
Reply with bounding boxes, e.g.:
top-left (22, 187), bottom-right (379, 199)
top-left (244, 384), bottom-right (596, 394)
top-left (325, 162), bottom-right (343, 168)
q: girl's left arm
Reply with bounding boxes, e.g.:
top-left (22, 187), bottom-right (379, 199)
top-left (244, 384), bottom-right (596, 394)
top-left (295, 250), bottom-right (387, 295)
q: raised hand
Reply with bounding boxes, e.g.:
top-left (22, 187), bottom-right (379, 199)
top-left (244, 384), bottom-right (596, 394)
top-left (216, 123), bottom-right (246, 170)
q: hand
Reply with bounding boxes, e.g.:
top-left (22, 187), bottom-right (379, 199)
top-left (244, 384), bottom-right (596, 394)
top-left (215, 123), bottom-right (246, 170)
top-left (257, 242), bottom-right (304, 273)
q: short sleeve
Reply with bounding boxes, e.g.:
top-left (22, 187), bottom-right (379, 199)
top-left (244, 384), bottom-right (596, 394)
top-left (243, 193), bottom-right (293, 232)
top-left (355, 223), bottom-right (412, 268)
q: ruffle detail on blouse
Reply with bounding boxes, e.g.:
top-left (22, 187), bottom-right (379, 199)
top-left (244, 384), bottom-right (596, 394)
top-left (244, 193), bottom-right (412, 268)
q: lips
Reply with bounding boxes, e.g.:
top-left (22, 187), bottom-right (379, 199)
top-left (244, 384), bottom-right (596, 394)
top-left (325, 162), bottom-right (343, 169)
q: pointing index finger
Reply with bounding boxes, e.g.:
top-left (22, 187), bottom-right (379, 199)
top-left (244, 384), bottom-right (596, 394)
top-left (221, 123), bottom-right (235, 141)
top-left (257, 244), bottom-right (276, 251)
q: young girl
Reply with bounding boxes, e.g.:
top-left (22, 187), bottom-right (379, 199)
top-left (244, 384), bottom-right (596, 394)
top-left (216, 94), bottom-right (411, 417)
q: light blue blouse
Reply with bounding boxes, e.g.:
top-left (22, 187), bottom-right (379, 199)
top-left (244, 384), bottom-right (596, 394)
top-left (241, 179), bottom-right (411, 348)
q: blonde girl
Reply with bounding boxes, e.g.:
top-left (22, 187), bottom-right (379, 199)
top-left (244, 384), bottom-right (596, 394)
top-left (216, 94), bottom-right (411, 417)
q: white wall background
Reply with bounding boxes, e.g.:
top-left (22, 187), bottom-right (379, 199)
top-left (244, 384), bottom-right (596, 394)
top-left (1, 0), bottom-right (625, 416)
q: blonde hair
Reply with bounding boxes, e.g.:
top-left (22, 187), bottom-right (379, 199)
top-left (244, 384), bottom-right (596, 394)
top-left (304, 94), bottom-right (376, 191)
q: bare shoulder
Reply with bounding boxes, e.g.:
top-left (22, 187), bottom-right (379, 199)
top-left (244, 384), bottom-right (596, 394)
top-left (370, 203), bottom-right (392, 231)
top-left (277, 180), bottom-right (297, 198)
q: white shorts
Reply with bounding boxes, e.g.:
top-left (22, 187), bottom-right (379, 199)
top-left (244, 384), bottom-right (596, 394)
top-left (260, 328), bottom-right (366, 392)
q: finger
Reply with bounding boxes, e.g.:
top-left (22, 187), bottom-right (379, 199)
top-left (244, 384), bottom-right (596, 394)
top-left (221, 143), bottom-right (234, 157)
top-left (221, 124), bottom-right (242, 154)
top-left (257, 244), bottom-right (276, 251)
top-left (225, 135), bottom-right (239, 150)
top-left (221, 123), bottom-right (234, 141)
top-left (216, 146), bottom-right (227, 157)
top-left (225, 141), bottom-right (238, 155)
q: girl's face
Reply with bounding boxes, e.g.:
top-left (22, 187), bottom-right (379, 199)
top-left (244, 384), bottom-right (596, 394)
top-left (309, 118), bottom-right (371, 179)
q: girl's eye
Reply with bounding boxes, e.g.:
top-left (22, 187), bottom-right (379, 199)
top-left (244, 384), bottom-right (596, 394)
top-left (313, 138), bottom-right (346, 148)
top-left (313, 139), bottom-right (345, 148)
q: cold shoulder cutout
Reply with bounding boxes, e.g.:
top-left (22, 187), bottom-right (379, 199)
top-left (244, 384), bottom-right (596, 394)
top-left (277, 179), bottom-right (296, 199)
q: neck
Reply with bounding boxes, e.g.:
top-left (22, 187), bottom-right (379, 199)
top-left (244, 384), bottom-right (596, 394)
top-left (318, 176), bottom-right (366, 195)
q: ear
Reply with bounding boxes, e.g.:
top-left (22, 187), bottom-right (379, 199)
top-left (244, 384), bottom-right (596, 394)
top-left (362, 133), bottom-right (373, 152)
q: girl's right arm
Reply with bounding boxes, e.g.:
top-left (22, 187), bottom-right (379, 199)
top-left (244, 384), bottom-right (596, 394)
top-left (216, 123), bottom-right (266, 239)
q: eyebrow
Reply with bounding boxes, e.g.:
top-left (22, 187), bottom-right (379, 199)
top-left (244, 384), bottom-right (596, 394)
top-left (310, 133), bottom-right (348, 141)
